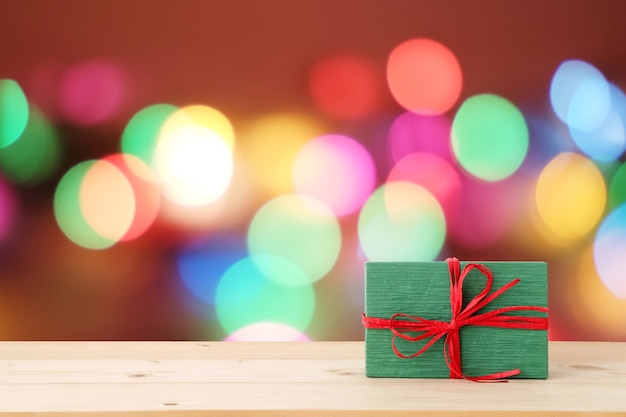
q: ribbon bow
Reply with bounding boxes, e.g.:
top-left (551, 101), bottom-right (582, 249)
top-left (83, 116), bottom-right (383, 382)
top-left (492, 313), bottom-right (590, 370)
top-left (362, 257), bottom-right (548, 382)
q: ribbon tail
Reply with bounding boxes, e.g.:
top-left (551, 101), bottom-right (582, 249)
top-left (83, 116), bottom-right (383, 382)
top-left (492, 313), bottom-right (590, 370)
top-left (470, 368), bottom-right (521, 383)
top-left (444, 330), bottom-right (463, 379)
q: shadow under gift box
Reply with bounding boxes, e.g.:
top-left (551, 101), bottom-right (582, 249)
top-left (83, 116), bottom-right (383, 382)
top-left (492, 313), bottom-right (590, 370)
top-left (364, 261), bottom-right (548, 379)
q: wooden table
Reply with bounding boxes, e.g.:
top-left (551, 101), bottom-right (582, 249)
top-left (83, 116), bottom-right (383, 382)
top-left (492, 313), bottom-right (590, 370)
top-left (0, 341), bottom-right (624, 416)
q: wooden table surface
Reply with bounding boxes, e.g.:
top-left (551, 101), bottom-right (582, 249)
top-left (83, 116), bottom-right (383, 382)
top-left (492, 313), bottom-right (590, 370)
top-left (0, 341), bottom-right (624, 416)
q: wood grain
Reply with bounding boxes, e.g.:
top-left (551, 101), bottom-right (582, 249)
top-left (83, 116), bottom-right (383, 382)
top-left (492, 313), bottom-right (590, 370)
top-left (0, 341), bottom-right (625, 416)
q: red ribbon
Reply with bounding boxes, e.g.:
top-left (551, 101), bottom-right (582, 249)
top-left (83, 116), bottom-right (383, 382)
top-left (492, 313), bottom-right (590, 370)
top-left (362, 257), bottom-right (548, 382)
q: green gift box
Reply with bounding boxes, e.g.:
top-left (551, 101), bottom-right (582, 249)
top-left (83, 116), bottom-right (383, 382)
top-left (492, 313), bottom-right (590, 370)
top-left (363, 259), bottom-right (548, 380)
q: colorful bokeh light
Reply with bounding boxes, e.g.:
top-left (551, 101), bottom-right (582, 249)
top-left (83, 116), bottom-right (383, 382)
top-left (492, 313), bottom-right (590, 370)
top-left (56, 59), bottom-right (126, 125)
top-left (594, 204), bottom-right (626, 299)
top-left (386, 111), bottom-right (453, 164)
top-left (568, 83), bottom-right (626, 162)
top-left (80, 159), bottom-right (135, 242)
top-left (121, 103), bottom-right (179, 169)
top-left (247, 194), bottom-right (341, 285)
top-left (54, 161), bottom-right (117, 249)
top-left (242, 113), bottom-right (325, 196)
top-left (177, 233), bottom-right (247, 304)
top-left (387, 38), bottom-right (462, 115)
top-left (447, 174), bottom-right (523, 248)
top-left (102, 153), bottom-right (160, 241)
top-left (358, 181), bottom-right (446, 261)
top-left (215, 256), bottom-right (315, 335)
top-left (0, 175), bottom-right (17, 244)
top-left (535, 152), bottom-right (606, 240)
top-left (156, 152), bottom-right (253, 232)
top-left (161, 105), bottom-right (235, 150)
top-left (308, 53), bottom-right (383, 120)
top-left (452, 94), bottom-right (529, 181)
top-left (574, 246), bottom-right (626, 337)
top-left (520, 111), bottom-right (575, 177)
top-left (387, 152), bottom-right (461, 223)
top-left (153, 124), bottom-right (233, 207)
top-left (608, 162), bottom-right (626, 211)
top-left (6, 19), bottom-right (626, 345)
top-left (54, 157), bottom-right (159, 249)
top-left (550, 60), bottom-right (611, 132)
top-left (225, 322), bottom-right (310, 342)
top-left (0, 104), bottom-right (62, 185)
top-left (0, 79), bottom-right (29, 148)
top-left (292, 134), bottom-right (376, 216)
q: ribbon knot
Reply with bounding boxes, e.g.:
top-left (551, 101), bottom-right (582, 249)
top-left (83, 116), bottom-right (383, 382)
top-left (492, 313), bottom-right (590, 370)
top-left (363, 257), bottom-right (548, 382)
top-left (448, 319), bottom-right (459, 331)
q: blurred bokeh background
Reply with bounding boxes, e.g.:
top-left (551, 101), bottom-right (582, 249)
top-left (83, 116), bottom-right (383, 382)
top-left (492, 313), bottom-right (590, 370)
top-left (1, 0), bottom-right (626, 341)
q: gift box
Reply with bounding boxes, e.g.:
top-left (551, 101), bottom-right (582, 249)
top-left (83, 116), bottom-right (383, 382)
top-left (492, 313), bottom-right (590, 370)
top-left (363, 258), bottom-right (548, 380)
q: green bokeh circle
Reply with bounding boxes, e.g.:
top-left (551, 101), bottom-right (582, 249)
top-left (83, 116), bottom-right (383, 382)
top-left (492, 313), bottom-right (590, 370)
top-left (0, 79), bottom-right (29, 148)
top-left (247, 194), bottom-right (341, 285)
top-left (215, 255), bottom-right (315, 335)
top-left (452, 94), bottom-right (529, 181)
top-left (358, 181), bottom-right (446, 261)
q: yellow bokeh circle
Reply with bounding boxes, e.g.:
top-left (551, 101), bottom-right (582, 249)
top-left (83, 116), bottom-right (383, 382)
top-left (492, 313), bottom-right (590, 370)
top-left (535, 152), bottom-right (606, 240)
